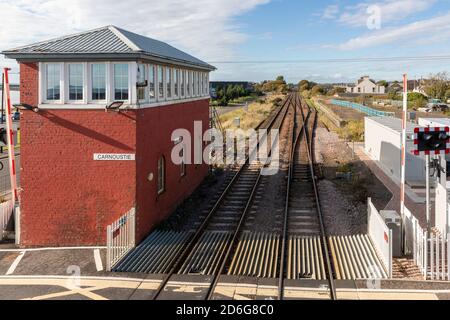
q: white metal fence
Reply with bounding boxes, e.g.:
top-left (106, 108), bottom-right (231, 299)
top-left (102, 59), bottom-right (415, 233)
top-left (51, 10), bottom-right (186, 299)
top-left (367, 198), bottom-right (393, 277)
top-left (405, 206), bottom-right (450, 280)
top-left (0, 200), bottom-right (14, 240)
top-left (106, 208), bottom-right (136, 271)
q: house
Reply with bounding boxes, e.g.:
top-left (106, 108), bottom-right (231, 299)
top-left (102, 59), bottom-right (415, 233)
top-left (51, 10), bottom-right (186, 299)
top-left (2, 26), bottom-right (216, 247)
top-left (346, 76), bottom-right (386, 94)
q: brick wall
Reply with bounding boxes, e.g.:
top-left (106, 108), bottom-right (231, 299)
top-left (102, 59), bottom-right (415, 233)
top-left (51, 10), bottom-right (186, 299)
top-left (19, 62), bottom-right (39, 107)
top-left (18, 61), bottom-right (210, 246)
top-left (20, 109), bottom-right (137, 247)
top-left (135, 100), bottom-right (209, 242)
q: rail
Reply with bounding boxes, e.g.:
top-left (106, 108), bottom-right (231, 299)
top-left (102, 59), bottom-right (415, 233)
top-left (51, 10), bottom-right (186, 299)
top-left (151, 95), bottom-right (292, 300)
top-left (297, 95), bottom-right (337, 300)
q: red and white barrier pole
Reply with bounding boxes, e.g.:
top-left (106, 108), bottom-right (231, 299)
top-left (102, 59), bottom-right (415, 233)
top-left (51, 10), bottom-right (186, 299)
top-left (400, 74), bottom-right (407, 252)
top-left (3, 68), bottom-right (18, 204)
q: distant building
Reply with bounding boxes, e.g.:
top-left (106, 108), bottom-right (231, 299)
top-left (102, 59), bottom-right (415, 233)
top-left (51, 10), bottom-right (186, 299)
top-left (346, 76), bottom-right (386, 94)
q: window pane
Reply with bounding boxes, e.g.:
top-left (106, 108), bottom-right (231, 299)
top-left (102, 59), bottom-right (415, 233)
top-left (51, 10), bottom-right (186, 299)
top-left (114, 64), bottom-right (129, 101)
top-left (46, 64), bottom-right (60, 101)
top-left (91, 63), bottom-right (106, 100)
top-left (193, 72), bottom-right (197, 96)
top-left (197, 72), bottom-right (200, 96)
top-left (137, 63), bottom-right (146, 101)
top-left (166, 68), bottom-right (172, 98)
top-left (69, 64), bottom-right (83, 101)
top-left (174, 69), bottom-right (178, 97)
top-left (181, 70), bottom-right (185, 97)
top-left (149, 65), bottom-right (155, 99)
top-left (158, 66), bottom-right (164, 98)
top-left (158, 157), bottom-right (165, 193)
top-left (186, 71), bottom-right (190, 97)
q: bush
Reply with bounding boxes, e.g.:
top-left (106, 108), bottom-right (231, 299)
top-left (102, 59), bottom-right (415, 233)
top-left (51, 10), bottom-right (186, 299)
top-left (338, 120), bottom-right (364, 142)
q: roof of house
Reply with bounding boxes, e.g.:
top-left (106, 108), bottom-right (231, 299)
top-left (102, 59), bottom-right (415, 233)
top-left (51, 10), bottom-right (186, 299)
top-left (1, 26), bottom-right (215, 70)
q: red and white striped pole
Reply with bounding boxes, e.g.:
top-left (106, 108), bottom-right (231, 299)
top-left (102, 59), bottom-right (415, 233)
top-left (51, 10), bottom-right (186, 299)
top-left (3, 68), bottom-right (18, 204)
top-left (400, 74), bottom-right (408, 252)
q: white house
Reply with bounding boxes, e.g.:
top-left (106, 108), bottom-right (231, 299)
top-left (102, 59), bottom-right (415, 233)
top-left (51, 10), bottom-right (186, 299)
top-left (346, 76), bottom-right (386, 94)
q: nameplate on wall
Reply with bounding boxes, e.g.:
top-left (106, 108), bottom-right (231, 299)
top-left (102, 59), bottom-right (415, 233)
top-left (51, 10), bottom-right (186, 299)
top-left (93, 154), bottom-right (136, 161)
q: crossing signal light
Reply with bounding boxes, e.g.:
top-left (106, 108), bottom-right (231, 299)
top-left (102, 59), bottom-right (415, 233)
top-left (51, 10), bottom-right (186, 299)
top-left (414, 127), bottom-right (450, 155)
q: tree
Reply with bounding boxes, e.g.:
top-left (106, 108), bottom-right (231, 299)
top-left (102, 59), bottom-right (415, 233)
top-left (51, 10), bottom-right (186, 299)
top-left (423, 72), bottom-right (450, 100)
top-left (311, 85), bottom-right (324, 96)
top-left (377, 80), bottom-right (388, 88)
top-left (276, 75), bottom-right (286, 83)
top-left (445, 89), bottom-right (450, 101)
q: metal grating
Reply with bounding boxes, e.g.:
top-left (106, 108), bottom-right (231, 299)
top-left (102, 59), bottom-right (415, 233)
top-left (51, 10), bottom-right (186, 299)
top-left (113, 230), bottom-right (191, 274)
top-left (328, 234), bottom-right (388, 280)
top-left (178, 232), bottom-right (231, 275)
top-left (228, 232), bottom-right (280, 278)
top-left (288, 236), bottom-right (326, 280)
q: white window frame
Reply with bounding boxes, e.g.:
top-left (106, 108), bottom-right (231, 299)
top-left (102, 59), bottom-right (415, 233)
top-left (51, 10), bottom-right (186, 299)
top-left (89, 62), bottom-right (108, 104)
top-left (174, 68), bottom-right (179, 99)
top-left (42, 62), bottom-right (64, 104)
top-left (148, 64), bottom-right (156, 102)
top-left (157, 65), bottom-right (165, 102)
top-left (180, 70), bottom-right (185, 98)
top-left (137, 63), bottom-right (147, 103)
top-left (186, 70), bottom-right (191, 98)
top-left (112, 62), bottom-right (131, 103)
top-left (38, 61), bottom-right (210, 108)
top-left (166, 67), bottom-right (172, 100)
top-left (66, 63), bottom-right (85, 104)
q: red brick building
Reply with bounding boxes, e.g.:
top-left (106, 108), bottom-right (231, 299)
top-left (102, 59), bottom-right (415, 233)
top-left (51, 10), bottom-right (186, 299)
top-left (2, 26), bottom-right (215, 247)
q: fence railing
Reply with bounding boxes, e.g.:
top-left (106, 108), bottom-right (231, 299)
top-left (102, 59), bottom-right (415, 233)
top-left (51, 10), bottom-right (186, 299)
top-left (331, 99), bottom-right (396, 117)
top-left (106, 208), bottom-right (136, 271)
top-left (367, 198), bottom-right (393, 277)
top-left (0, 200), bottom-right (14, 240)
top-left (405, 206), bottom-right (450, 280)
top-left (428, 234), bottom-right (450, 280)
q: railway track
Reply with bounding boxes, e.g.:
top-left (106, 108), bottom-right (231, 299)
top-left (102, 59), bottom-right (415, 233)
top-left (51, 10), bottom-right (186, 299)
top-left (279, 93), bottom-right (337, 299)
top-left (115, 94), bottom-right (292, 300)
top-left (114, 92), bottom-right (389, 300)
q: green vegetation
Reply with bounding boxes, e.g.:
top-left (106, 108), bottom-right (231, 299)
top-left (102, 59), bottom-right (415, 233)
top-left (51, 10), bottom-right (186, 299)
top-left (254, 76), bottom-right (288, 94)
top-left (423, 72), bottom-right (449, 100)
top-left (337, 120), bottom-right (364, 142)
top-left (219, 95), bottom-right (284, 131)
top-left (212, 84), bottom-right (251, 106)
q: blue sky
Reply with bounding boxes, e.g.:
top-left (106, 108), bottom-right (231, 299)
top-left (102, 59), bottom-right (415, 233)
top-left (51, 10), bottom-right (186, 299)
top-left (1, 0), bottom-right (450, 84)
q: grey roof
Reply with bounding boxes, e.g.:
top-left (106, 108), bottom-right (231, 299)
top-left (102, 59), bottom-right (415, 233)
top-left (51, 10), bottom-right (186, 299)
top-left (2, 26), bottom-right (215, 70)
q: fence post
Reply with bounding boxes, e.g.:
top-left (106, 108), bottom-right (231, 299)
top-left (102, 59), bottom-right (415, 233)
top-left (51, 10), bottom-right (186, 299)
top-left (447, 234), bottom-right (450, 281)
top-left (106, 225), bottom-right (112, 272)
top-left (389, 229), bottom-right (393, 278)
top-left (424, 231), bottom-right (428, 280)
top-left (14, 205), bottom-right (20, 245)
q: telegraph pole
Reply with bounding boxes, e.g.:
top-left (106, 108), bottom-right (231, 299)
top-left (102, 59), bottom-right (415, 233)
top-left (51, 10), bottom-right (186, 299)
top-left (400, 74), bottom-right (407, 253)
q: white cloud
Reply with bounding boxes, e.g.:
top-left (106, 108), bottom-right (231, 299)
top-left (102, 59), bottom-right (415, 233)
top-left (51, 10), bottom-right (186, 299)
top-left (0, 0), bottom-right (270, 67)
top-left (326, 0), bottom-right (436, 27)
top-left (337, 12), bottom-right (450, 50)
top-left (322, 5), bottom-right (339, 20)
